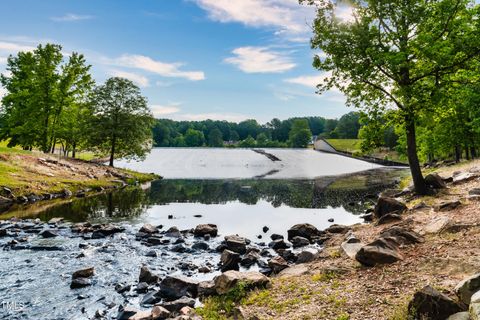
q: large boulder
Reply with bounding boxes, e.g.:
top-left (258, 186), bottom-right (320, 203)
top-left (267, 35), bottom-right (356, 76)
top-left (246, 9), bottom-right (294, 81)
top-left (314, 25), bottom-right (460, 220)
top-left (220, 249), bottom-right (241, 272)
top-left (139, 266), bottom-right (160, 284)
top-left (214, 270), bottom-right (270, 295)
top-left (425, 173), bottom-right (447, 189)
top-left (291, 236), bottom-right (310, 248)
top-left (379, 226), bottom-right (424, 245)
top-left (240, 251), bottom-right (261, 268)
top-left (408, 285), bottom-right (465, 320)
top-left (139, 223), bottom-right (158, 234)
top-left (287, 223), bottom-right (320, 241)
top-left (268, 256), bottom-right (289, 274)
top-left (374, 197), bottom-right (407, 218)
top-left (454, 273), bottom-right (480, 304)
top-left (194, 224), bottom-right (218, 237)
top-left (198, 280), bottom-right (216, 297)
top-left (224, 235), bottom-right (247, 254)
top-left (160, 296), bottom-right (196, 312)
top-left (355, 238), bottom-right (403, 267)
top-left (159, 275), bottom-right (199, 300)
top-left (38, 229), bottom-right (58, 238)
top-left (72, 267), bottom-right (94, 279)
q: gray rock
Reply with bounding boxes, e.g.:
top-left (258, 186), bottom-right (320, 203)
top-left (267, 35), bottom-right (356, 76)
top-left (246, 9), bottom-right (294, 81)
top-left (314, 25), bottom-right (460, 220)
top-left (446, 312), bottom-right (470, 320)
top-left (324, 224), bottom-right (350, 234)
top-left (220, 249), bottom-right (241, 272)
top-left (193, 224), bottom-right (218, 237)
top-left (291, 236), bottom-right (310, 248)
top-left (469, 188), bottom-right (480, 196)
top-left (408, 285), bottom-right (465, 320)
top-left (38, 229), bottom-right (58, 238)
top-left (425, 173), bottom-right (447, 189)
top-left (161, 296), bottom-right (195, 312)
top-left (268, 238), bottom-right (291, 250)
top-left (241, 251), bottom-right (261, 267)
top-left (355, 238), bottom-right (403, 267)
top-left (341, 241), bottom-right (365, 260)
top-left (141, 291), bottom-right (161, 305)
top-left (376, 213), bottom-right (402, 225)
top-left (295, 249), bottom-right (318, 264)
top-left (379, 226), bottom-right (424, 245)
top-left (287, 223), bottom-right (320, 241)
top-left (225, 235), bottom-right (247, 254)
top-left (164, 226), bottom-right (182, 238)
top-left (270, 234), bottom-right (284, 240)
top-left (139, 223), bottom-right (158, 234)
top-left (455, 273), bottom-right (480, 304)
top-left (70, 277), bottom-right (92, 289)
top-left (159, 275), bottom-right (199, 300)
top-left (139, 266), bottom-right (160, 284)
top-left (436, 200), bottom-right (462, 212)
top-left (374, 197), bottom-right (407, 218)
top-left (268, 256), bottom-right (289, 273)
top-left (0, 228), bottom-right (7, 237)
top-left (198, 280), bottom-right (216, 297)
top-left (191, 241), bottom-right (209, 251)
top-left (151, 306), bottom-right (170, 319)
top-left (214, 270), bottom-right (270, 295)
top-left (136, 282), bottom-right (149, 293)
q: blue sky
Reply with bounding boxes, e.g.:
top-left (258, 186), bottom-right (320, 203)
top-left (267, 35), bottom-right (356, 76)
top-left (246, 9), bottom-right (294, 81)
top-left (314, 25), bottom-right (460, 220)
top-left (0, 0), bottom-right (350, 123)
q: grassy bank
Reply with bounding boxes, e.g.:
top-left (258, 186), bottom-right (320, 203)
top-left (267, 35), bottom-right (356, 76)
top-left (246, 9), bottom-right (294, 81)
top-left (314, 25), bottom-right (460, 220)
top-left (326, 138), bottom-right (407, 164)
top-left (0, 147), bottom-right (159, 198)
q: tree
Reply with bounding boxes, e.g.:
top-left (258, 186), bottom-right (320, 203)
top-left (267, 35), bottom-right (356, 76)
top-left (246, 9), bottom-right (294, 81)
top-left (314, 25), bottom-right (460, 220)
top-left (88, 77), bottom-right (154, 167)
top-left (334, 112), bottom-right (360, 138)
top-left (289, 119), bottom-right (312, 148)
top-left (184, 129), bottom-right (205, 147)
top-left (256, 132), bottom-right (269, 146)
top-left (208, 128), bottom-right (224, 147)
top-left (303, 0), bottom-right (480, 194)
top-left (238, 135), bottom-right (256, 148)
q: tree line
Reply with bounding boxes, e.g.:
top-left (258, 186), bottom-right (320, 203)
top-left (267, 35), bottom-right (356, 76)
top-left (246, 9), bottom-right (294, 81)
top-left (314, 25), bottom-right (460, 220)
top-left (152, 111), bottom-right (378, 148)
top-left (0, 44), bottom-right (154, 166)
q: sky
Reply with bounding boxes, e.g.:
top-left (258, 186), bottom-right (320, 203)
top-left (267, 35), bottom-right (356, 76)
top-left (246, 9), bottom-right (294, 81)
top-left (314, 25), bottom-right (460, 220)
top-left (0, 0), bottom-right (350, 124)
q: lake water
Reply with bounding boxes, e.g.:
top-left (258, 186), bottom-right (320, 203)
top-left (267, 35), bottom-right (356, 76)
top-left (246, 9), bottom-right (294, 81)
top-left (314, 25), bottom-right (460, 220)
top-left (0, 148), bottom-right (407, 319)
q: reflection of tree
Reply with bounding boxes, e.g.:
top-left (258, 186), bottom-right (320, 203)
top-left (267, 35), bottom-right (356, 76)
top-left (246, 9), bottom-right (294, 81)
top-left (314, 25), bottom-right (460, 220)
top-left (37, 187), bottom-right (151, 222)
top-left (146, 169), bottom-right (404, 214)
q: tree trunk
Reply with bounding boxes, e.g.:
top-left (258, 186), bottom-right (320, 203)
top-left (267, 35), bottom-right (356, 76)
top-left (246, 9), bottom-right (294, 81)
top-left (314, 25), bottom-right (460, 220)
top-left (455, 146), bottom-right (461, 163)
top-left (72, 142), bottom-right (76, 159)
top-left (109, 134), bottom-right (116, 167)
top-left (471, 146), bottom-right (477, 159)
top-left (405, 116), bottom-right (428, 195)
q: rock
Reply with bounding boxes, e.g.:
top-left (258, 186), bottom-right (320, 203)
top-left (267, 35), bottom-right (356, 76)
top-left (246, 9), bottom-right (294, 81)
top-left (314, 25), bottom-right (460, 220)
top-left (287, 223), bottom-right (320, 241)
top-left (268, 256), bottom-right (289, 273)
top-left (328, 218), bottom-right (334, 222)
top-left (425, 216), bottom-right (451, 234)
top-left (360, 213), bottom-right (374, 221)
top-left (455, 273), bottom-right (480, 304)
top-left (198, 280), bottom-right (216, 297)
top-left (268, 239), bottom-right (290, 250)
top-left (38, 229), bottom-right (59, 238)
top-left (151, 306), bottom-right (170, 319)
top-left (145, 250), bottom-right (158, 257)
top-left (341, 241), bottom-right (365, 260)
top-left (436, 200), bottom-right (462, 211)
top-left (408, 285), bottom-right (465, 320)
top-left (374, 197), bottom-right (407, 218)
top-left (0, 228), bottom-right (7, 237)
top-left (170, 244), bottom-right (186, 253)
top-left (191, 242), bottom-right (209, 251)
top-left (324, 224), bottom-right (350, 234)
top-left (443, 223), bottom-right (477, 233)
top-left (115, 283), bottom-right (131, 294)
top-left (159, 275), bottom-right (199, 300)
top-left (72, 267), bottom-right (94, 279)
top-left (447, 312), bottom-right (470, 320)
top-left (164, 226), bottom-right (182, 238)
top-left (139, 266), bottom-right (160, 284)
top-left (295, 249), bottom-right (318, 263)
top-left (278, 264), bottom-right (310, 278)
top-left (225, 235), bottom-right (247, 254)
top-left (48, 217), bottom-right (64, 224)
top-left (262, 226), bottom-right (269, 233)
top-left (453, 172), bottom-right (478, 184)
top-left (270, 234), bottom-right (284, 240)
top-left (139, 223), bottom-right (158, 234)
top-left (116, 306), bottom-right (140, 320)
top-left (291, 236), bottom-right (310, 248)
top-left (220, 249), bottom-right (241, 272)
top-left (425, 173), bottom-right (447, 189)
top-left (241, 251), bottom-right (261, 267)
top-left (198, 266), bottom-right (211, 273)
top-left (161, 296), bottom-right (195, 312)
top-left (469, 188), bottom-right (480, 196)
top-left (141, 291), bottom-right (161, 305)
top-left (136, 282), bottom-right (149, 293)
top-left (376, 213), bottom-right (402, 225)
top-left (379, 226), bottom-right (424, 245)
top-left (193, 224), bottom-right (218, 237)
top-left (214, 270), bottom-right (270, 295)
top-left (70, 277), bottom-right (92, 289)
top-left (355, 238), bottom-right (403, 267)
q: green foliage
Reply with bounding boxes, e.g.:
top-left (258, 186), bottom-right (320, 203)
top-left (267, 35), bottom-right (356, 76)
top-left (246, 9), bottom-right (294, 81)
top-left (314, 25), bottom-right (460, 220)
top-left (289, 119), bottom-right (312, 148)
top-left (87, 77), bottom-right (154, 166)
top-left (208, 128), bottom-right (224, 147)
top-left (184, 128), bottom-right (205, 147)
top-left (238, 135), bottom-right (256, 148)
top-left (196, 282), bottom-right (250, 319)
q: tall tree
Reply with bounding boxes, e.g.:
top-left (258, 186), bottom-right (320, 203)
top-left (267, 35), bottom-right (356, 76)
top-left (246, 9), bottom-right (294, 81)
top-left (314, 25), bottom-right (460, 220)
top-left (289, 119), bottom-right (312, 148)
top-left (208, 128), bottom-right (224, 147)
top-left (303, 0), bottom-right (480, 194)
top-left (88, 77), bottom-right (154, 167)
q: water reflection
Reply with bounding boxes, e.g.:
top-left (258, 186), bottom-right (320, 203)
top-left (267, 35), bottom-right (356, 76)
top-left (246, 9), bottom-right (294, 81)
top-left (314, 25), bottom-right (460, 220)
top-left (12, 168), bottom-right (404, 223)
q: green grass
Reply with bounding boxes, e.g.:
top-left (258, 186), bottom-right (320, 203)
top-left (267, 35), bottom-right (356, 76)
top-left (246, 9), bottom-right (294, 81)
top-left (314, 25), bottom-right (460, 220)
top-left (326, 139), bottom-right (364, 153)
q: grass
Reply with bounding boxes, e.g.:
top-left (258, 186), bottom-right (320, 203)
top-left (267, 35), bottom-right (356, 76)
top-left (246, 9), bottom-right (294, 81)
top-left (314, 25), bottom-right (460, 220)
top-left (326, 139), bottom-right (364, 153)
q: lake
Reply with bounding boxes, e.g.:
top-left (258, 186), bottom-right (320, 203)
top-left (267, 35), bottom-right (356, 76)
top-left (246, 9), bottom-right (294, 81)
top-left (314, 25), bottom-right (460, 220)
top-left (0, 148), bottom-right (407, 319)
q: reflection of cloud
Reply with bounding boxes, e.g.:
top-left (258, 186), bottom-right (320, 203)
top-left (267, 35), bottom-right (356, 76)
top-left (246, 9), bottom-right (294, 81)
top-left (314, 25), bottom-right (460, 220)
top-left (110, 70), bottom-right (149, 87)
top-left (150, 104), bottom-right (181, 117)
top-left (225, 46), bottom-right (295, 73)
top-left (51, 13), bottom-right (94, 22)
top-left (103, 54), bottom-right (205, 81)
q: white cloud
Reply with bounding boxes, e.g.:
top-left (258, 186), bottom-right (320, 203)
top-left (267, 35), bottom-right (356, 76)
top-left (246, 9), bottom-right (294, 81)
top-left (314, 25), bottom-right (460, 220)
top-left (0, 56), bottom-right (7, 65)
top-left (0, 41), bottom-right (35, 53)
top-left (110, 69), bottom-right (150, 87)
top-left (172, 112), bottom-right (249, 122)
top-left (51, 13), bottom-right (94, 22)
top-left (193, 0), bottom-right (314, 39)
top-left (0, 86), bottom-right (7, 98)
top-left (150, 104), bottom-right (181, 117)
top-left (106, 54), bottom-right (205, 81)
top-left (284, 74), bottom-right (329, 88)
top-left (225, 46), bottom-right (295, 73)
